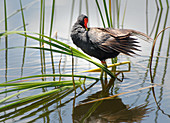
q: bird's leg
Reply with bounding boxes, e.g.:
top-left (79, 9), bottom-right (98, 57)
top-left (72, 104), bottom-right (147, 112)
top-left (100, 74), bottom-right (105, 91)
top-left (101, 60), bottom-right (107, 67)
top-left (101, 60), bottom-right (108, 85)
top-left (100, 65), bottom-right (106, 90)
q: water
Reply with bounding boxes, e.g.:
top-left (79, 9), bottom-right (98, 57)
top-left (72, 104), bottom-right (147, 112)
top-left (0, 0), bottom-right (170, 122)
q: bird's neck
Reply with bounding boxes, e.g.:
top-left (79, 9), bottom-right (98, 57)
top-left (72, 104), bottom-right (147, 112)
top-left (73, 23), bottom-right (86, 31)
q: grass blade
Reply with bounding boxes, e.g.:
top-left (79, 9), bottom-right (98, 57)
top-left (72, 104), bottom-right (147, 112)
top-left (3, 74), bottom-right (99, 83)
top-left (0, 84), bottom-right (49, 104)
top-left (103, 0), bottom-right (110, 27)
top-left (95, 0), bottom-right (106, 28)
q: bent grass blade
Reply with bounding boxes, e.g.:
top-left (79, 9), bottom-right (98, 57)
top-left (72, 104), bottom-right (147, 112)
top-left (0, 31), bottom-right (115, 78)
top-left (80, 61), bottom-right (130, 72)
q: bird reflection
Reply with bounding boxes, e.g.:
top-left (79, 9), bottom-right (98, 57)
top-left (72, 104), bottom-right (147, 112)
top-left (72, 90), bottom-right (152, 123)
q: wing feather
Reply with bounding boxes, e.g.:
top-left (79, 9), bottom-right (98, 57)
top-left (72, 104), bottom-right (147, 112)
top-left (88, 28), bottom-right (151, 57)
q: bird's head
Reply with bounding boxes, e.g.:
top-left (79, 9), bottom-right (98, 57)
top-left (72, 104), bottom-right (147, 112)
top-left (77, 14), bottom-right (88, 31)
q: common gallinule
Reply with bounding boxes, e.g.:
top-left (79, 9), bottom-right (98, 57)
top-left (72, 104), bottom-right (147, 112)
top-left (71, 14), bottom-right (151, 65)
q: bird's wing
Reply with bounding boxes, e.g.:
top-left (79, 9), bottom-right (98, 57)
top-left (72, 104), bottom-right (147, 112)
top-left (100, 37), bottom-right (141, 56)
top-left (104, 28), bottom-right (153, 42)
top-left (88, 28), bottom-right (144, 56)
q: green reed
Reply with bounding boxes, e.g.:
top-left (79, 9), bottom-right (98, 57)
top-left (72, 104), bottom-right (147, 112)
top-left (0, 29), bottom-right (116, 112)
top-left (49, 0), bottom-right (56, 80)
top-left (19, 0), bottom-right (28, 77)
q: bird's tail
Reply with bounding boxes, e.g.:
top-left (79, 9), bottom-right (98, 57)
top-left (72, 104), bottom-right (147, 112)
top-left (130, 30), bottom-right (153, 42)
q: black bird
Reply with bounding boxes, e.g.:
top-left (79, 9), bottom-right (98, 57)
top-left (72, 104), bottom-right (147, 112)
top-left (71, 14), bottom-right (151, 65)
